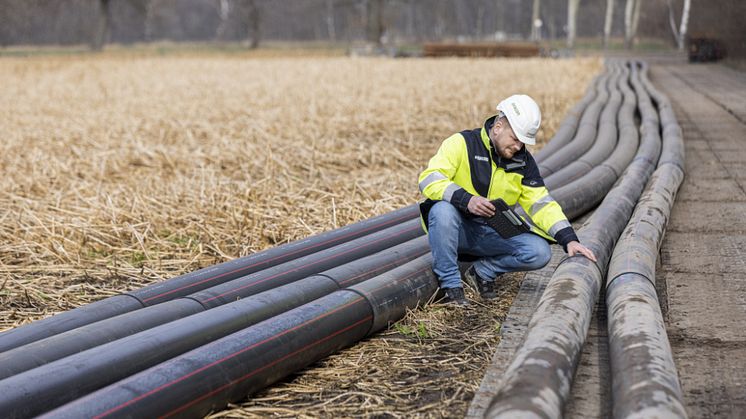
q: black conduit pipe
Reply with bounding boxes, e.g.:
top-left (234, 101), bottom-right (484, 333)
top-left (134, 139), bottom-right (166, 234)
top-left (0, 204), bottom-right (420, 354)
top-left (544, 62), bottom-right (624, 190)
top-left (0, 221), bottom-right (424, 382)
top-left (550, 61), bottom-right (651, 220)
top-left (538, 69), bottom-right (610, 177)
top-left (534, 74), bottom-right (600, 163)
top-left (41, 255), bottom-right (438, 419)
top-left (483, 60), bottom-right (663, 419)
top-left (606, 63), bottom-right (687, 418)
top-left (0, 237), bottom-right (431, 418)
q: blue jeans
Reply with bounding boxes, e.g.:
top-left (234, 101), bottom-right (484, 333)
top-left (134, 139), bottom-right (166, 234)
top-left (427, 201), bottom-right (552, 289)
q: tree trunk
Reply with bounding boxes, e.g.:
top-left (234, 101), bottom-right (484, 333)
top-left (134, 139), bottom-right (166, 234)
top-left (530, 0), bottom-right (541, 41)
top-left (406, 0), bottom-right (416, 40)
top-left (475, 1), bottom-right (484, 39)
top-left (566, 0), bottom-right (579, 48)
top-left (624, 0), bottom-right (635, 49)
top-left (144, 0), bottom-right (155, 42)
top-left (678, 0), bottom-right (691, 50)
top-left (365, 0), bottom-right (384, 45)
top-left (630, 0), bottom-right (642, 44)
top-left (325, 0), bottom-right (336, 41)
top-left (247, 0), bottom-right (260, 49)
top-left (215, 0), bottom-right (230, 41)
top-left (603, 0), bottom-right (615, 48)
top-left (90, 0), bottom-right (111, 51)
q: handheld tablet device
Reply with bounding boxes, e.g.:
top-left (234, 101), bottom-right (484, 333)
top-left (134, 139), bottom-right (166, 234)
top-left (484, 199), bottom-right (531, 238)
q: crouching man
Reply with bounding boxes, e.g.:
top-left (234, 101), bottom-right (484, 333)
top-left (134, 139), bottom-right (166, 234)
top-left (418, 94), bottom-right (597, 306)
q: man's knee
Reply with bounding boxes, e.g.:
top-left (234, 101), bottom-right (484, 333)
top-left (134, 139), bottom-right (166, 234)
top-left (428, 201), bottom-right (461, 230)
top-left (516, 239), bottom-right (551, 270)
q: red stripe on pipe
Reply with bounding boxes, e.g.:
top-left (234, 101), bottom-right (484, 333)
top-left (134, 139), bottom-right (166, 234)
top-left (142, 211), bottom-right (415, 303)
top-left (94, 296), bottom-right (368, 419)
top-left (161, 315), bottom-right (373, 418)
top-left (200, 224), bottom-right (422, 304)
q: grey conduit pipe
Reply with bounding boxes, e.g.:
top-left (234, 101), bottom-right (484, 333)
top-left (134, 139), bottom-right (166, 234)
top-left (534, 74), bottom-right (600, 163)
top-left (543, 62), bottom-right (624, 190)
top-left (550, 61), bottom-right (651, 220)
top-left (483, 60), bottom-right (663, 419)
top-left (0, 220), bottom-right (424, 381)
top-left (42, 255), bottom-right (439, 419)
top-left (538, 69), bottom-right (610, 177)
top-left (0, 204), bottom-right (420, 353)
top-left (606, 63), bottom-right (687, 418)
top-left (0, 237), bottom-right (431, 418)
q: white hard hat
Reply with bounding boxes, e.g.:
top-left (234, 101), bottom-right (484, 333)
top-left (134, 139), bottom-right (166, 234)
top-left (496, 94), bottom-right (541, 145)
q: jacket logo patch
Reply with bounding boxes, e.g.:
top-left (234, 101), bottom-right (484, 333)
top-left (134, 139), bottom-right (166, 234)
top-left (474, 156), bottom-right (489, 162)
top-left (529, 180), bottom-right (538, 186)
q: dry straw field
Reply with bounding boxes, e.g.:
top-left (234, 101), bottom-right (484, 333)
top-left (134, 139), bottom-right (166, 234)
top-left (0, 51), bottom-right (600, 416)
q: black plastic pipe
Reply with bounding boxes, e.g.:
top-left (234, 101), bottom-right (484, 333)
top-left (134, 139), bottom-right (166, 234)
top-left (0, 237), bottom-right (431, 418)
top-left (0, 220), bottom-right (423, 382)
top-left (484, 60), bottom-right (664, 418)
top-left (538, 70), bottom-right (610, 177)
top-left (550, 61), bottom-right (648, 220)
top-left (41, 255), bottom-right (438, 419)
top-left (0, 205), bottom-right (418, 354)
top-left (534, 74), bottom-right (600, 163)
top-left (544, 62), bottom-right (624, 190)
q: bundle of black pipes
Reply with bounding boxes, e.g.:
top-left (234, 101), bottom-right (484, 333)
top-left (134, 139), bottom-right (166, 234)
top-left (605, 66), bottom-right (687, 417)
top-left (536, 69), bottom-right (609, 175)
top-left (0, 221), bottom-right (428, 416)
top-left (0, 60), bottom-right (653, 418)
top-left (543, 63), bottom-right (623, 190)
top-left (483, 61), bottom-right (674, 418)
top-left (533, 73), bottom-right (600, 163)
top-left (0, 204), bottom-right (420, 353)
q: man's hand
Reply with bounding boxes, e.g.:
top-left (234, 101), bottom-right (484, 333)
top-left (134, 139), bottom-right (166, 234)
top-left (467, 196), bottom-right (496, 217)
top-left (567, 241), bottom-right (597, 262)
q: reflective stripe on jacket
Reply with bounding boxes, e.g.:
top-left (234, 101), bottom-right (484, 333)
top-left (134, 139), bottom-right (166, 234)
top-left (418, 115), bottom-right (577, 246)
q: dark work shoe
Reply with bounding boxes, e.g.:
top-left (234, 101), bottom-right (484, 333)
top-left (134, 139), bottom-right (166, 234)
top-left (464, 266), bottom-right (497, 300)
top-left (442, 287), bottom-right (469, 306)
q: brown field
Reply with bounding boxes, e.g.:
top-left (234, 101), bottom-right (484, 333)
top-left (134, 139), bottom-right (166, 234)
top-left (0, 52), bottom-right (601, 416)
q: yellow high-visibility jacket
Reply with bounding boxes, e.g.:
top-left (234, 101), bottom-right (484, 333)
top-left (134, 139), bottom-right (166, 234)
top-left (418, 116), bottom-right (578, 248)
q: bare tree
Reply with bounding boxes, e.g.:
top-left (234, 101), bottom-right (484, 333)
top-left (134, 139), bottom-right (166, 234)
top-left (245, 0), bottom-right (260, 48)
top-left (364, 0), bottom-right (384, 45)
top-left (215, 0), bottom-right (230, 40)
top-left (603, 0), bottom-right (614, 48)
top-left (405, 0), bottom-right (416, 40)
top-left (475, 0), bottom-right (484, 39)
top-left (667, 0), bottom-right (691, 50)
top-left (530, 0), bottom-right (541, 41)
top-left (326, 0), bottom-right (336, 41)
top-left (566, 0), bottom-right (580, 48)
top-left (90, 0), bottom-right (111, 50)
top-left (630, 0), bottom-right (641, 42)
top-left (624, 0), bottom-right (641, 49)
top-left (143, 0), bottom-right (156, 42)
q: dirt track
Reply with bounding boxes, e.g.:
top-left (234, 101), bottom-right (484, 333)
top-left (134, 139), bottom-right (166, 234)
top-left (651, 60), bottom-right (746, 418)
